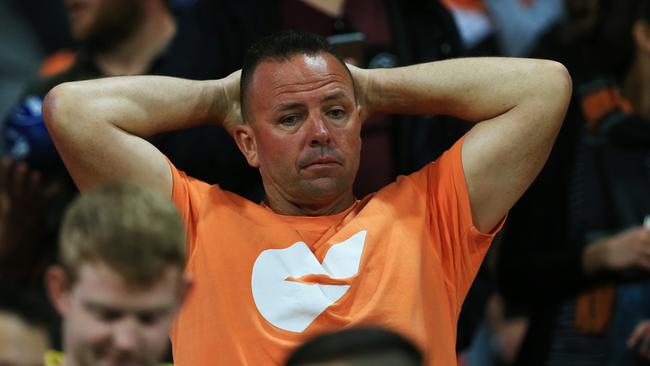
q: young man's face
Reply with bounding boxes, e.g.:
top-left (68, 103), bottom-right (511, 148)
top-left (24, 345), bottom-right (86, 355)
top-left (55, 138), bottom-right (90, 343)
top-left (51, 263), bottom-right (185, 366)
top-left (238, 52), bottom-right (362, 213)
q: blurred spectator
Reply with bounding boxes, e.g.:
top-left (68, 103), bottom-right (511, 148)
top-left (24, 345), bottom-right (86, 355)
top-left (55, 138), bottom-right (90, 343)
top-left (527, 0), bottom-right (611, 83)
top-left (441, 0), bottom-right (494, 52)
top-left (498, 0), bottom-right (650, 364)
top-left (0, 0), bottom-right (262, 287)
top-left (0, 282), bottom-right (52, 366)
top-left (44, 181), bottom-right (189, 366)
top-left (0, 0), bottom-right (71, 121)
top-left (483, 0), bottom-right (565, 56)
top-left (285, 327), bottom-right (423, 366)
top-left (4, 0), bottom-right (261, 190)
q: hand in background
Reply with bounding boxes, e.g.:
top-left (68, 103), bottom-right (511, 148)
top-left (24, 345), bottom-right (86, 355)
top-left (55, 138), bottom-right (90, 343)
top-left (583, 227), bottom-right (650, 274)
top-left (628, 320), bottom-right (650, 361)
top-left (0, 158), bottom-right (59, 264)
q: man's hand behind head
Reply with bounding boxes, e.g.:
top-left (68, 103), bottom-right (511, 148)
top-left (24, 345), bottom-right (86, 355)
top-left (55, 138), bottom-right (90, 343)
top-left (216, 70), bottom-right (243, 134)
top-left (346, 63), bottom-right (370, 122)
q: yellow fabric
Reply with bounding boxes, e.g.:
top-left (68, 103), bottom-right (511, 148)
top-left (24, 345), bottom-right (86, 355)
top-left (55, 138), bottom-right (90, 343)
top-left (44, 350), bottom-right (63, 366)
top-left (43, 350), bottom-right (174, 366)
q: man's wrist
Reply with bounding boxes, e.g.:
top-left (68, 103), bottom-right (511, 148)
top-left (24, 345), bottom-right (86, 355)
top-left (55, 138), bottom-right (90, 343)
top-left (200, 79), bottom-right (228, 126)
top-left (582, 239), bottom-right (610, 274)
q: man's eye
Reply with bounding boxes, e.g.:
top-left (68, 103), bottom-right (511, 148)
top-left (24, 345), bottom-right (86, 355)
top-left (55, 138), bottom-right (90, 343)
top-left (280, 115), bottom-right (300, 126)
top-left (138, 313), bottom-right (161, 326)
top-left (327, 108), bottom-right (346, 119)
top-left (95, 310), bottom-right (121, 322)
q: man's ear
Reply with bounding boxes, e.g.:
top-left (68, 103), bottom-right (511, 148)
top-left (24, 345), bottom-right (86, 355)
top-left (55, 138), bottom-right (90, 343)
top-left (233, 124), bottom-right (259, 168)
top-left (45, 266), bottom-right (71, 317)
top-left (176, 274), bottom-right (193, 309)
top-left (356, 103), bottom-right (366, 124)
top-left (633, 20), bottom-right (650, 54)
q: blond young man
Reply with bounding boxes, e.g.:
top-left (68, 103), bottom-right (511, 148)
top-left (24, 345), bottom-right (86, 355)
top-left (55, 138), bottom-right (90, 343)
top-left (45, 182), bottom-right (189, 366)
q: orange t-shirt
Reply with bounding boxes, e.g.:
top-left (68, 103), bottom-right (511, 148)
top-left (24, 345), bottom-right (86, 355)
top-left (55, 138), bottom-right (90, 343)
top-left (169, 137), bottom-right (501, 365)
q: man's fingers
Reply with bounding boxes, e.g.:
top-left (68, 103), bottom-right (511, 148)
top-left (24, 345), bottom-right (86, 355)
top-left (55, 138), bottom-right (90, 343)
top-left (641, 333), bottom-right (650, 360)
top-left (0, 158), bottom-right (12, 193)
top-left (43, 181), bottom-right (61, 199)
top-left (11, 162), bottom-right (28, 198)
top-left (629, 322), bottom-right (650, 348)
top-left (639, 257), bottom-right (650, 271)
top-left (629, 323), bottom-right (646, 348)
top-left (28, 170), bottom-right (42, 192)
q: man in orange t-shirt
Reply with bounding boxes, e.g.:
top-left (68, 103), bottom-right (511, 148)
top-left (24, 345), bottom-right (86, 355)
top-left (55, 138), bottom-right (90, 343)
top-left (44, 31), bottom-right (571, 365)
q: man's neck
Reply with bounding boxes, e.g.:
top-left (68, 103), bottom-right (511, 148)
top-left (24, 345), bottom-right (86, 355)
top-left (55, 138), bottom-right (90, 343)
top-left (264, 191), bottom-right (356, 217)
top-left (94, 6), bottom-right (176, 76)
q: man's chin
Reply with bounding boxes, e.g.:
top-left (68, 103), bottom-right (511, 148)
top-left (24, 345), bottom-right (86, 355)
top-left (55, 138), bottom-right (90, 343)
top-left (94, 356), bottom-right (152, 366)
top-left (303, 179), bottom-right (344, 198)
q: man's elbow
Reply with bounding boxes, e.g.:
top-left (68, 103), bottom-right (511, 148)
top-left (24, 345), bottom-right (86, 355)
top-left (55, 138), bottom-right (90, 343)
top-left (532, 60), bottom-right (572, 133)
top-left (42, 82), bottom-right (80, 133)
top-left (541, 60), bottom-right (573, 110)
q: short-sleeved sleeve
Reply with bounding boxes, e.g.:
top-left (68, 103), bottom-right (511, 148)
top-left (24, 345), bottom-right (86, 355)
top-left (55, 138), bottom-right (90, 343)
top-left (408, 135), bottom-right (505, 307)
top-left (167, 158), bottom-right (214, 258)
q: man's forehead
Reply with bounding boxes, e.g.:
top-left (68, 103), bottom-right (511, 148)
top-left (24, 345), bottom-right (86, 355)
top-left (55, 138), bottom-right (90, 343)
top-left (82, 298), bottom-right (173, 315)
top-left (74, 262), bottom-right (182, 292)
top-left (254, 53), bottom-right (353, 90)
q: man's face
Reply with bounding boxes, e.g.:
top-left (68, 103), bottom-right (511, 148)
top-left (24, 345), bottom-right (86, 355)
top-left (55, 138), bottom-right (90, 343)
top-left (0, 312), bottom-right (49, 366)
top-left (59, 263), bottom-right (184, 366)
top-left (64, 0), bottom-right (144, 49)
top-left (240, 53), bottom-right (362, 212)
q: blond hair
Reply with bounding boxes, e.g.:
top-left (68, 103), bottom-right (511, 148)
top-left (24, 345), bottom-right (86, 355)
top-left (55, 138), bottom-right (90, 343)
top-left (59, 181), bottom-right (185, 286)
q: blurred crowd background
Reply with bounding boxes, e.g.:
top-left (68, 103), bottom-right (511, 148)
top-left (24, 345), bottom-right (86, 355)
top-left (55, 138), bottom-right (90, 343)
top-left (1, 0), bottom-right (650, 365)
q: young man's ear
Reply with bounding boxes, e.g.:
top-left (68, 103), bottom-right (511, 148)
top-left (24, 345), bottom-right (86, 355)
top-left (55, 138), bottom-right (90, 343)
top-left (633, 20), bottom-right (650, 54)
top-left (232, 124), bottom-right (259, 168)
top-left (176, 274), bottom-right (193, 309)
top-left (45, 266), bottom-right (71, 317)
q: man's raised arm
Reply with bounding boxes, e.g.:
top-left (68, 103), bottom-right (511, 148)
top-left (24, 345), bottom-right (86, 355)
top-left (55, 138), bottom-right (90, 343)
top-left (42, 72), bottom-right (241, 196)
top-left (355, 58), bottom-right (572, 232)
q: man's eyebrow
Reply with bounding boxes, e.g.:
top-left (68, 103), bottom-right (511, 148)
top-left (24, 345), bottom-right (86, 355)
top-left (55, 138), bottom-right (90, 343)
top-left (272, 102), bottom-right (304, 113)
top-left (272, 91), bottom-right (352, 112)
top-left (322, 90), bottom-right (350, 102)
top-left (83, 300), bottom-right (121, 313)
top-left (83, 300), bottom-right (170, 314)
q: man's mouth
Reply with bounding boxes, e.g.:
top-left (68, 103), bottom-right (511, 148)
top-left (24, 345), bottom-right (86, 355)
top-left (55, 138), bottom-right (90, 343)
top-left (303, 157), bottom-right (341, 169)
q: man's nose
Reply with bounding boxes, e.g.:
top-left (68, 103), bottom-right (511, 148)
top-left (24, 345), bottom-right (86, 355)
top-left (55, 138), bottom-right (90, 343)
top-left (112, 318), bottom-right (141, 351)
top-left (308, 115), bottom-right (331, 146)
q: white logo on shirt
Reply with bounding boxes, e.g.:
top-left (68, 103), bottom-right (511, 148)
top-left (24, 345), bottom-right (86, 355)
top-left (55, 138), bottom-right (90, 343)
top-left (251, 230), bottom-right (367, 333)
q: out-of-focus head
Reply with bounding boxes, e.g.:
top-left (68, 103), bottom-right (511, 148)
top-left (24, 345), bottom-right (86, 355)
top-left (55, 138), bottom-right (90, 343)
top-left (564, 0), bottom-right (600, 34)
top-left (0, 283), bottom-right (51, 366)
top-left (46, 181), bottom-right (188, 366)
top-left (579, 0), bottom-right (650, 80)
top-left (235, 31), bottom-right (362, 214)
top-left (64, 0), bottom-right (147, 50)
top-left (285, 327), bottom-right (423, 366)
